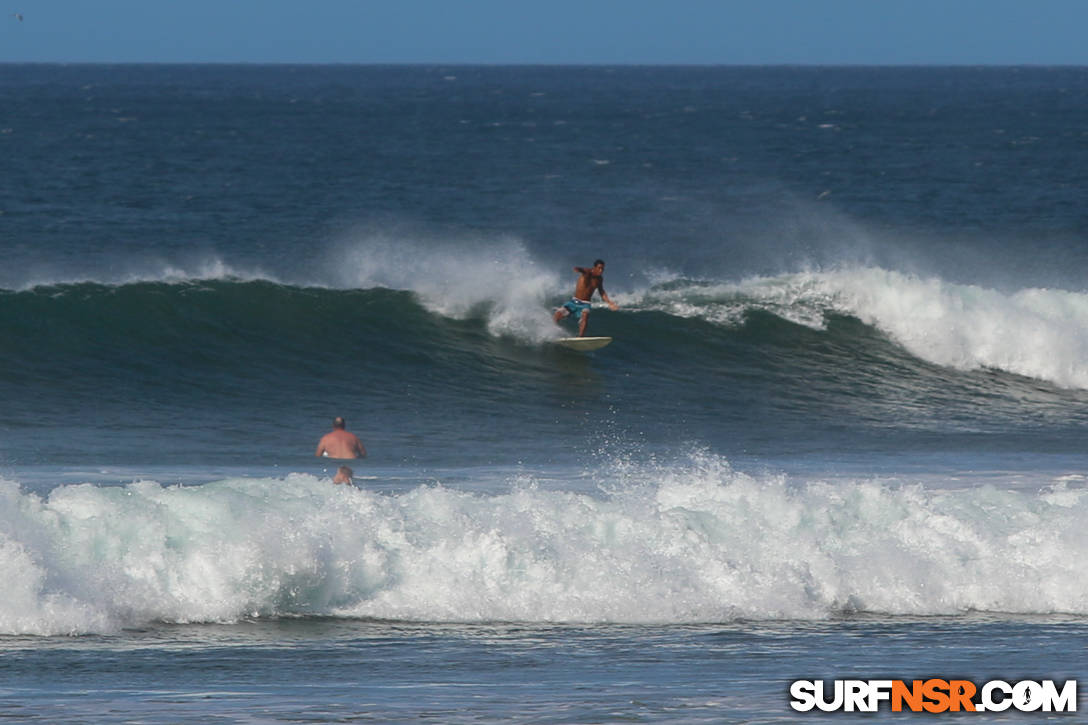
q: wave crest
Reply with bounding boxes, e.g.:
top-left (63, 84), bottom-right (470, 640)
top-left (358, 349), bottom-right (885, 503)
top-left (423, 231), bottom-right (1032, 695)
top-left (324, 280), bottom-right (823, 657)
top-left (632, 267), bottom-right (1088, 389)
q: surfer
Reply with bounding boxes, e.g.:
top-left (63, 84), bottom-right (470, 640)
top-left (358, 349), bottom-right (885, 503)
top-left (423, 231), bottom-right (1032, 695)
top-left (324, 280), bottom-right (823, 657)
top-left (315, 417), bottom-right (367, 459)
top-left (333, 466), bottom-right (354, 484)
top-left (553, 260), bottom-right (618, 337)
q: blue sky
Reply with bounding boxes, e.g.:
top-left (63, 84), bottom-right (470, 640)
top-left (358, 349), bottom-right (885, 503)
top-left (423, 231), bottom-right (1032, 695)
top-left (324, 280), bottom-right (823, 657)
top-left (3, 0), bottom-right (1087, 65)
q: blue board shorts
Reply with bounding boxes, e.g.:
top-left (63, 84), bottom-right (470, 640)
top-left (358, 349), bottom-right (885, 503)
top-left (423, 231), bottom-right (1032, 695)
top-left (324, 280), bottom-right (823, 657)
top-left (562, 298), bottom-right (592, 318)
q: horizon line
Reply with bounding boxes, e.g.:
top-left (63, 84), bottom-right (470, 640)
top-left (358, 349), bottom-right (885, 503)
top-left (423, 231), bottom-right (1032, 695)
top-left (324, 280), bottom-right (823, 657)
top-left (2, 61), bottom-right (1088, 69)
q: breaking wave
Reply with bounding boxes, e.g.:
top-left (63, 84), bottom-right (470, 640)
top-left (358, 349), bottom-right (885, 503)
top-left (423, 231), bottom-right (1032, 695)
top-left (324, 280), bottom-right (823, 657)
top-left (3, 454), bottom-right (1087, 635)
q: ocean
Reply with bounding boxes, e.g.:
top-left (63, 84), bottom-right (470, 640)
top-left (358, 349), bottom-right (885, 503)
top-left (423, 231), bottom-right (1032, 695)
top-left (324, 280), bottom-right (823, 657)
top-left (2, 64), bottom-right (1088, 722)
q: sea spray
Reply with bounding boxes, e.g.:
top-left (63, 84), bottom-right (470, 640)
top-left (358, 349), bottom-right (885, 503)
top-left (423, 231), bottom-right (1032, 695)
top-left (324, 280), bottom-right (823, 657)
top-left (328, 232), bottom-right (565, 341)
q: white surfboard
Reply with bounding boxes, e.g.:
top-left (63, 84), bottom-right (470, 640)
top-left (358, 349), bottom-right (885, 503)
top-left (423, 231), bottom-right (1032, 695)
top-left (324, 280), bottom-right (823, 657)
top-left (554, 336), bottom-right (612, 351)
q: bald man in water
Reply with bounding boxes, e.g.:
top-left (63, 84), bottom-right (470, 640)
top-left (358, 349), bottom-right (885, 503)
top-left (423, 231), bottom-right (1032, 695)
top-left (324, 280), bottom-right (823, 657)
top-left (315, 417), bottom-right (367, 459)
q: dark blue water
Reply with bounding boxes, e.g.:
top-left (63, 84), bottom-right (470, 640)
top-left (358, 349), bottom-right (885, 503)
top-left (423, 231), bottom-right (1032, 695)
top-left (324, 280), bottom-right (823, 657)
top-left (3, 65), bottom-right (1088, 722)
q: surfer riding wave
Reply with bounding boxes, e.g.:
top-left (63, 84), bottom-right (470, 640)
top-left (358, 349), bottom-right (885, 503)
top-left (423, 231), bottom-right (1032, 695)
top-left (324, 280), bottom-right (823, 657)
top-left (553, 260), bottom-right (618, 337)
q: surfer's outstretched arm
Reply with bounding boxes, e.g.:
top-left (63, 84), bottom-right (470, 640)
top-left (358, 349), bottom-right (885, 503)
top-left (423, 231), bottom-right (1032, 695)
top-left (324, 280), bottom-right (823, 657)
top-left (599, 286), bottom-right (618, 311)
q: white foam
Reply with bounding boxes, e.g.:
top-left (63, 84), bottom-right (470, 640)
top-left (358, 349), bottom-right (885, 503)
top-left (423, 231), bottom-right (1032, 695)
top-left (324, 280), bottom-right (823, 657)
top-left (3, 456), bottom-right (1087, 635)
top-left (632, 266), bottom-right (1088, 389)
top-left (807, 268), bottom-right (1088, 388)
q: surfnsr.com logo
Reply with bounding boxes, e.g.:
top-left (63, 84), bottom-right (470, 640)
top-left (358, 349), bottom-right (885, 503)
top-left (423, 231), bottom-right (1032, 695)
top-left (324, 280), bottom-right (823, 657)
top-left (789, 679), bottom-right (1077, 713)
